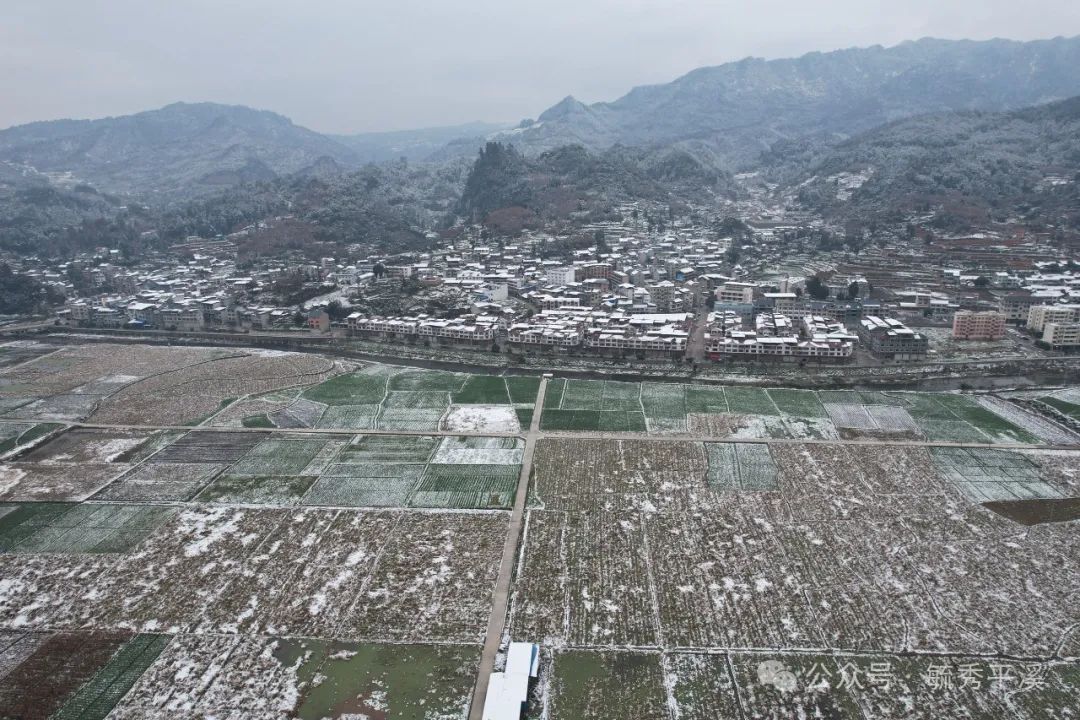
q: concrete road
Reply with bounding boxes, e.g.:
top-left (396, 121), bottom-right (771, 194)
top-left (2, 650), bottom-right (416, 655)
top-left (467, 377), bottom-right (547, 720)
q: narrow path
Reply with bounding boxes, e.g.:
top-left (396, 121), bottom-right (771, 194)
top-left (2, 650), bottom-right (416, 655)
top-left (468, 377), bottom-right (547, 720)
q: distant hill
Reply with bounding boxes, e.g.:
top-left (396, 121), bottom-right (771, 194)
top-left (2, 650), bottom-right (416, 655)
top-left (332, 122), bottom-right (509, 163)
top-left (0, 102), bottom-right (360, 199)
top-left (499, 36), bottom-right (1080, 168)
top-left (769, 96), bottom-right (1080, 230)
top-left (456, 141), bottom-right (731, 233)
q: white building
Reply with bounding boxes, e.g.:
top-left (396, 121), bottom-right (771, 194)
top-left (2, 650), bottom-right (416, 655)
top-left (1042, 322), bottom-right (1080, 349)
top-left (716, 281), bottom-right (756, 304)
top-left (1027, 304), bottom-right (1080, 334)
top-left (483, 642), bottom-right (539, 720)
top-left (545, 266), bottom-right (576, 287)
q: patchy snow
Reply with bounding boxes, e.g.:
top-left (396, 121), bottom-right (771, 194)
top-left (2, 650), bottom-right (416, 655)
top-left (441, 405), bottom-right (520, 433)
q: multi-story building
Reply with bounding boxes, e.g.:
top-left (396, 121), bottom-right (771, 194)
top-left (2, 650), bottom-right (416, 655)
top-left (998, 291), bottom-right (1036, 325)
top-left (545, 267), bottom-right (576, 287)
top-left (703, 312), bottom-right (854, 362)
top-left (952, 311), bottom-right (1006, 341)
top-left (858, 316), bottom-right (929, 360)
top-left (1041, 322), bottom-right (1080, 350)
top-left (760, 292), bottom-right (798, 315)
top-left (1027, 304), bottom-right (1080, 334)
top-left (715, 281), bottom-right (756, 304)
top-left (346, 314), bottom-right (498, 346)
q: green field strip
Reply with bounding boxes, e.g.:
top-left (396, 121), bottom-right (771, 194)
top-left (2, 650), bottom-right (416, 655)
top-left (0, 422), bottom-right (64, 456)
top-left (506, 375), bottom-right (542, 404)
top-left (301, 372), bottom-right (388, 406)
top-left (452, 375), bottom-right (512, 404)
top-left (684, 385), bottom-right (729, 414)
top-left (1040, 396), bottom-right (1080, 419)
top-left (52, 633), bottom-right (171, 720)
top-left (0, 503), bottom-right (173, 554)
top-left (767, 388), bottom-right (828, 418)
top-left (723, 386), bottom-right (781, 416)
top-left (52, 634), bottom-right (171, 720)
top-left (542, 378), bottom-right (566, 409)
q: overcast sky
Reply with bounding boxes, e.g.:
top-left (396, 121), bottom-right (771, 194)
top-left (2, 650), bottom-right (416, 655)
top-left (3, 0), bottom-right (1080, 134)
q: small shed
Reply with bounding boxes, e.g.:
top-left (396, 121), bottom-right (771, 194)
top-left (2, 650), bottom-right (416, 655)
top-left (482, 642), bottom-right (539, 720)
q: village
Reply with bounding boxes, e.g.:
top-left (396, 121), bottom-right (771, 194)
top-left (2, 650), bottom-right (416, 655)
top-left (4, 205), bottom-right (1077, 371)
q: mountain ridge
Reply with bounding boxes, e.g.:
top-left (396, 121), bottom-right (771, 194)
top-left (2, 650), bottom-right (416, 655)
top-left (499, 35), bottom-right (1080, 167)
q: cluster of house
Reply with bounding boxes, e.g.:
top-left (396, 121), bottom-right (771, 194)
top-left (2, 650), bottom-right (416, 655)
top-left (508, 310), bottom-right (690, 356)
top-left (704, 311), bottom-right (858, 361)
top-left (345, 308), bottom-right (691, 358)
top-left (702, 309), bottom-right (930, 363)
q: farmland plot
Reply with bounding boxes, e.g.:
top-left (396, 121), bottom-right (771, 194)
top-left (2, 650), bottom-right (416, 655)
top-left (686, 412), bottom-right (789, 439)
top-left (303, 466), bottom-right (424, 507)
top-left (196, 475), bottom-right (318, 505)
top-left (340, 512), bottom-right (507, 643)
top-left (0, 502), bottom-right (173, 554)
top-left (506, 375), bottom-right (542, 404)
top-left (529, 438), bottom-right (706, 512)
top-left (315, 403), bottom-right (381, 429)
top-left (94, 463), bottom-right (224, 502)
top-left (6, 393), bottom-right (102, 421)
top-left (824, 403), bottom-right (877, 430)
top-left (865, 404), bottom-right (921, 433)
top-left (452, 375), bottom-right (511, 404)
top-left (267, 397), bottom-right (327, 428)
top-left (109, 634), bottom-right (479, 720)
top-left (377, 407), bottom-right (447, 432)
top-left (548, 650), bottom-right (669, 720)
top-left (0, 341), bottom-right (57, 369)
top-left (976, 395), bottom-right (1080, 445)
top-left (0, 397), bottom-right (32, 415)
top-left (431, 436), bottom-right (524, 465)
top-left (684, 385), bottom-right (728, 414)
top-left (441, 405), bottom-right (520, 432)
top-left (0, 462), bottom-right (132, 502)
top-left (0, 506), bottom-right (506, 644)
top-left (766, 388), bottom-right (827, 418)
top-left (18, 428), bottom-right (152, 464)
top-left (300, 435), bottom-right (447, 507)
top-left (1039, 392), bottom-right (1080, 420)
top-left (149, 431), bottom-right (268, 464)
top-left (411, 464), bottom-right (519, 508)
top-left (518, 438), bottom-right (1080, 669)
top-left (224, 436), bottom-right (333, 476)
top-left (0, 630), bottom-right (133, 719)
top-left (49, 632), bottom-right (171, 720)
top-left (669, 651), bottom-right (1080, 720)
top-left (0, 421), bottom-right (62, 459)
top-left (934, 394), bottom-right (1040, 444)
top-left (706, 442), bottom-right (779, 491)
top-left (389, 369), bottom-right (468, 393)
top-left (541, 380), bottom-right (650, 432)
top-left (558, 379), bottom-right (603, 410)
top-left (206, 393), bottom-right (295, 427)
top-left (723, 386), bottom-right (780, 416)
top-left (931, 447), bottom-right (1067, 502)
top-left (1019, 449), bottom-right (1080, 497)
top-left (301, 370), bottom-right (388, 406)
top-left (904, 392), bottom-right (1039, 444)
top-left (599, 381), bottom-right (642, 411)
top-left (91, 352), bottom-right (340, 426)
top-left (640, 383), bottom-right (687, 433)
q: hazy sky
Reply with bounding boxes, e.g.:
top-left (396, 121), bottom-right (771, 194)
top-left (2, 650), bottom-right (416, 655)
top-left (4, 0), bottom-right (1080, 134)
